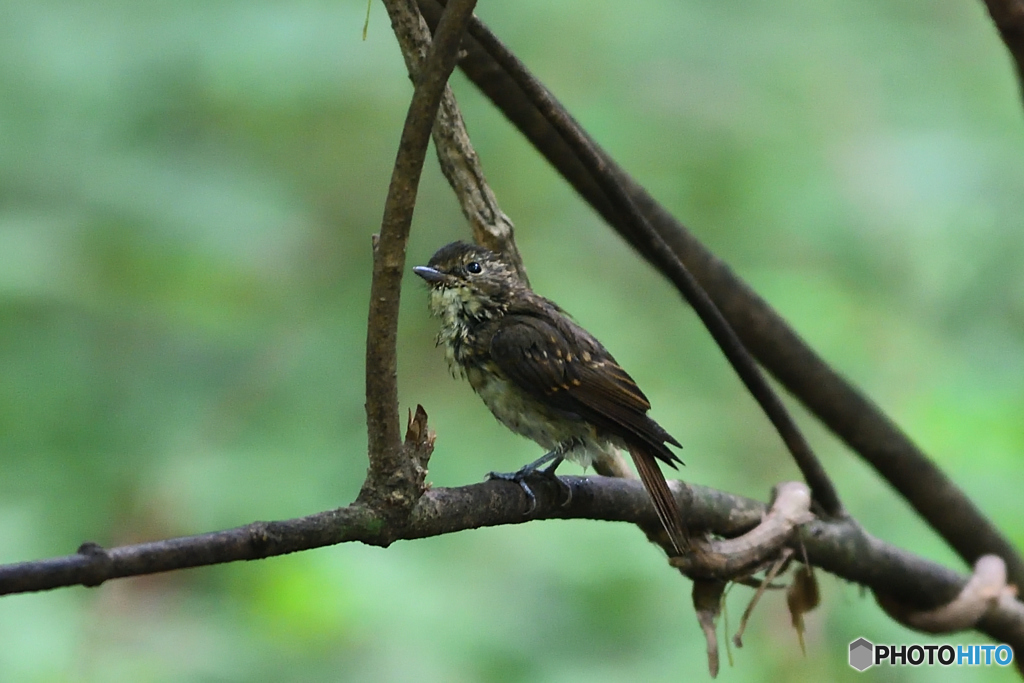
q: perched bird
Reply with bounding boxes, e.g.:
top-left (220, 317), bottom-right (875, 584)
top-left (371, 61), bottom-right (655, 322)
top-left (413, 241), bottom-right (688, 554)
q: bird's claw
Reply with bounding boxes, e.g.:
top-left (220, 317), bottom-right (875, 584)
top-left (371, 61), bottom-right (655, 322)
top-left (487, 469), bottom-right (539, 513)
top-left (486, 467), bottom-right (572, 513)
top-left (552, 475), bottom-right (573, 508)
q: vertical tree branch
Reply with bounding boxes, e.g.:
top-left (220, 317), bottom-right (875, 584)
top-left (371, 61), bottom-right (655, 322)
top-left (362, 0), bottom-right (478, 510)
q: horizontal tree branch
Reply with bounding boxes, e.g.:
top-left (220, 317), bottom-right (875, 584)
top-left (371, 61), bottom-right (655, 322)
top-left (2, 475), bottom-right (1022, 652)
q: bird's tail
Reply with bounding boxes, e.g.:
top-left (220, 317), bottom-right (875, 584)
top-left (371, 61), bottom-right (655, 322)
top-left (627, 444), bottom-right (689, 555)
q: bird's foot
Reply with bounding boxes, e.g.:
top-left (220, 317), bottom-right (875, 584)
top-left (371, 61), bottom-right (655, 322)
top-left (487, 452), bottom-right (571, 513)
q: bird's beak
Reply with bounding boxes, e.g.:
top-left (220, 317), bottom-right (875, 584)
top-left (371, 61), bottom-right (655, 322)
top-left (413, 265), bottom-right (446, 284)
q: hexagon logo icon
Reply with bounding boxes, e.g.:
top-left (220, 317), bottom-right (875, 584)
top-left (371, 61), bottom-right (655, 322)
top-left (849, 638), bottom-right (874, 671)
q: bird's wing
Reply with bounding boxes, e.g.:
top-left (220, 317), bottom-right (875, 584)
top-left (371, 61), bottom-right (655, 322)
top-left (486, 315), bottom-right (681, 467)
top-left (488, 313), bottom-right (688, 553)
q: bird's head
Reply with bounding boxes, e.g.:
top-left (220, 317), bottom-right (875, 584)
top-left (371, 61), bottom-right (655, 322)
top-left (413, 241), bottom-right (524, 322)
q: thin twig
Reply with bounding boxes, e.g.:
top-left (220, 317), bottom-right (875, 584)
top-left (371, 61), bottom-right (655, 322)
top-left (382, 0), bottom-right (528, 282)
top-left (362, 0), bottom-right (478, 509)
top-left (418, 0), bottom-right (1024, 587)
top-left (732, 548), bottom-right (792, 648)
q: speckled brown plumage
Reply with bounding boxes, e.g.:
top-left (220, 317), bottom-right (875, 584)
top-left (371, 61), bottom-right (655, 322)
top-left (414, 241), bottom-right (688, 553)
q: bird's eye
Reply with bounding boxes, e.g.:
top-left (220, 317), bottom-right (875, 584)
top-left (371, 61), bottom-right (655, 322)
top-left (465, 261), bottom-right (482, 274)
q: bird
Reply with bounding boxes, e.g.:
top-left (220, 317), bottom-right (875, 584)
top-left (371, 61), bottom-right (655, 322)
top-left (413, 240), bottom-right (688, 554)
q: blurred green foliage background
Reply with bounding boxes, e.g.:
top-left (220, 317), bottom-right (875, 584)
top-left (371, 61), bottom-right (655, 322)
top-left (1, 0), bottom-right (1023, 680)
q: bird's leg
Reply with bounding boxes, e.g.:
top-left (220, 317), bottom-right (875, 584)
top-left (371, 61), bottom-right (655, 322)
top-left (540, 454), bottom-right (573, 508)
top-left (487, 445), bottom-right (574, 513)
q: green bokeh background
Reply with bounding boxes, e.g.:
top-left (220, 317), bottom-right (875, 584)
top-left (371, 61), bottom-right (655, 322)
top-left (2, 0), bottom-right (1023, 680)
